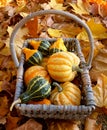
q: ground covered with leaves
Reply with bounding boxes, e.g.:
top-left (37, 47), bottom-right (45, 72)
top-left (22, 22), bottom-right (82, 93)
top-left (0, 0), bottom-right (107, 130)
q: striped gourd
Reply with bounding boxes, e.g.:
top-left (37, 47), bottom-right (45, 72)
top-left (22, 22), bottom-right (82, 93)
top-left (50, 82), bottom-right (81, 105)
top-left (22, 48), bottom-right (43, 67)
top-left (47, 51), bottom-right (80, 82)
top-left (24, 65), bottom-right (51, 85)
top-left (10, 76), bottom-right (51, 111)
top-left (29, 40), bottom-right (51, 55)
top-left (49, 38), bottom-right (67, 55)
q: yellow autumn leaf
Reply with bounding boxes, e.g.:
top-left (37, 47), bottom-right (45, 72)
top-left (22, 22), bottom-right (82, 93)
top-left (92, 74), bottom-right (107, 108)
top-left (47, 28), bottom-right (62, 38)
top-left (48, 0), bottom-right (66, 10)
top-left (61, 24), bottom-right (82, 37)
top-left (69, 0), bottom-right (89, 15)
top-left (0, 0), bottom-right (12, 7)
top-left (77, 18), bottom-right (107, 41)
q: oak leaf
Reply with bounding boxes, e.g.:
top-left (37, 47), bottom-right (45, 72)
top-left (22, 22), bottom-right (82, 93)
top-left (92, 74), bottom-right (107, 108)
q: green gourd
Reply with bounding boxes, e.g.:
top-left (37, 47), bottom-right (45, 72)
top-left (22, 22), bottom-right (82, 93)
top-left (29, 40), bottom-right (51, 55)
top-left (10, 76), bottom-right (51, 111)
top-left (23, 48), bottom-right (43, 67)
top-left (49, 38), bottom-right (67, 55)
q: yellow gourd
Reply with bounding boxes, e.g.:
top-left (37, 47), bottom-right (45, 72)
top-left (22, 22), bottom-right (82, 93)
top-left (50, 82), bottom-right (81, 105)
top-left (47, 51), bottom-right (80, 82)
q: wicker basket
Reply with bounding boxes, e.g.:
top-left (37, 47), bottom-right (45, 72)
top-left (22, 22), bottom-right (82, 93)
top-left (9, 10), bottom-right (96, 120)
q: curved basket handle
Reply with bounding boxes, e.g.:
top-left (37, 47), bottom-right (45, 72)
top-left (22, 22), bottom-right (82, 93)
top-left (10, 9), bottom-right (94, 68)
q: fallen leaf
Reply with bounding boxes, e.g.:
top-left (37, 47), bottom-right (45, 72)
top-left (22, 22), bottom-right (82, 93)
top-left (48, 119), bottom-right (80, 130)
top-left (77, 18), bottom-right (107, 41)
top-left (0, 96), bottom-right (9, 117)
top-left (48, 0), bottom-right (66, 10)
top-left (61, 24), bottom-right (82, 37)
top-left (90, 48), bottom-right (107, 81)
top-left (69, 0), bottom-right (89, 15)
top-left (6, 113), bottom-right (21, 130)
top-left (92, 74), bottom-right (107, 108)
top-left (84, 117), bottom-right (102, 130)
top-left (6, 26), bottom-right (28, 58)
top-left (25, 17), bottom-right (38, 38)
top-left (13, 119), bottom-right (42, 130)
top-left (47, 28), bottom-right (62, 37)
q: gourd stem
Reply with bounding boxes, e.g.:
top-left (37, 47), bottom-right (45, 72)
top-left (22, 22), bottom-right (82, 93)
top-left (72, 66), bottom-right (83, 73)
top-left (10, 98), bottom-right (21, 111)
top-left (52, 82), bottom-right (63, 92)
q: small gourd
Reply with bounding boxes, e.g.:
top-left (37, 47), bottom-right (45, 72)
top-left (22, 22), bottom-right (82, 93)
top-left (10, 76), bottom-right (51, 111)
top-left (40, 57), bottom-right (49, 69)
top-left (49, 38), bottom-right (67, 55)
top-left (47, 51), bottom-right (81, 82)
top-left (29, 40), bottom-right (51, 55)
top-left (23, 48), bottom-right (43, 67)
top-left (50, 82), bottom-right (81, 105)
top-left (28, 98), bottom-right (51, 105)
top-left (24, 65), bottom-right (51, 85)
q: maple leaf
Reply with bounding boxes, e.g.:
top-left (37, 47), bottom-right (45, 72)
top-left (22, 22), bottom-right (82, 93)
top-left (69, 0), bottom-right (89, 15)
top-left (48, 0), bottom-right (66, 10)
top-left (92, 74), bottom-right (107, 108)
top-left (77, 18), bottom-right (107, 41)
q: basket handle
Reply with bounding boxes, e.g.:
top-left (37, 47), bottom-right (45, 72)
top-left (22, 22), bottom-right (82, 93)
top-left (10, 9), bottom-right (94, 68)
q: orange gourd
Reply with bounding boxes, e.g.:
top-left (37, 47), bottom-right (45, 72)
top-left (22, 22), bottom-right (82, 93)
top-left (28, 98), bottom-right (51, 105)
top-left (24, 65), bottom-right (51, 85)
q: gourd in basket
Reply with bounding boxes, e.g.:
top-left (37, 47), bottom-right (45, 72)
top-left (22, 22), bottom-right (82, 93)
top-left (50, 82), bottom-right (81, 105)
top-left (49, 38), bottom-right (67, 55)
top-left (24, 65), bottom-right (51, 85)
top-left (47, 51), bottom-right (81, 82)
top-left (28, 40), bottom-right (51, 55)
top-left (10, 76), bottom-right (51, 111)
top-left (22, 48), bottom-right (43, 67)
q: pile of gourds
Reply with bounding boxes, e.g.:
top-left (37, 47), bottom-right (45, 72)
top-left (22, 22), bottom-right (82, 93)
top-left (10, 38), bottom-right (82, 111)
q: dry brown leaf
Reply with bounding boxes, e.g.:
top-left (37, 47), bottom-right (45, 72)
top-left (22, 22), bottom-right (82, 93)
top-left (13, 119), bottom-right (42, 130)
top-left (0, 96), bottom-right (9, 117)
top-left (25, 17), bottom-right (38, 38)
top-left (90, 48), bottom-right (107, 81)
top-left (6, 113), bottom-right (21, 130)
top-left (92, 74), bottom-right (107, 108)
top-left (84, 117), bottom-right (102, 130)
top-left (48, 119), bottom-right (80, 130)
